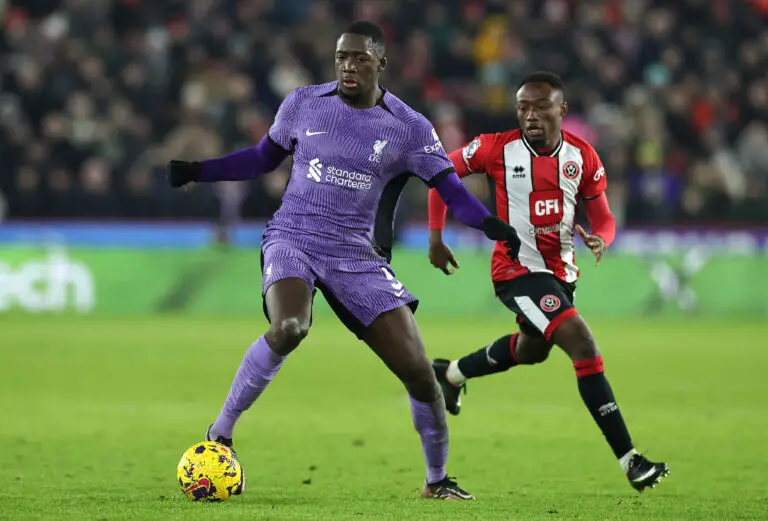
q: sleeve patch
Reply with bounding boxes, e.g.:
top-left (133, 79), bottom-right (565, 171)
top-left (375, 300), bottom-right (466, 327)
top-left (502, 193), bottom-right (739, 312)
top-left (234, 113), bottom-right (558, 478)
top-left (463, 138), bottom-right (481, 161)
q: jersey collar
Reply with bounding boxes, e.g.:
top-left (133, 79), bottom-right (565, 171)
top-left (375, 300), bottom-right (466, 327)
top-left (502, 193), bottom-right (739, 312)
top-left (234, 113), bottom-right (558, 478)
top-left (322, 83), bottom-right (393, 113)
top-left (521, 132), bottom-right (563, 157)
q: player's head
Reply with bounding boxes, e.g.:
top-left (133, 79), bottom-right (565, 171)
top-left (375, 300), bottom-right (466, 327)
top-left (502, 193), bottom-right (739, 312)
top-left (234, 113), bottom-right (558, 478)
top-left (515, 71), bottom-right (567, 145)
top-left (336, 21), bottom-right (387, 100)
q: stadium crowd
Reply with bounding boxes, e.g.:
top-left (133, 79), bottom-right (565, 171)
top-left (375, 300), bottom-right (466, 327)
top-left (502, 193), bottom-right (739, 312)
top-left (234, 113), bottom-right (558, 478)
top-left (1, 0), bottom-right (767, 231)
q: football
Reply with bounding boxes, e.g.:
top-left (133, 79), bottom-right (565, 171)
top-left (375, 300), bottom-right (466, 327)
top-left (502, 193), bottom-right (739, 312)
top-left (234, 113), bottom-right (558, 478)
top-left (177, 441), bottom-right (245, 501)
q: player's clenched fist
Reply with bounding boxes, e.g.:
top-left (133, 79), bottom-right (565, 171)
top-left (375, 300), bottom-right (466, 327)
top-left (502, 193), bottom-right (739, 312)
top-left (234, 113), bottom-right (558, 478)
top-left (428, 240), bottom-right (460, 275)
top-left (166, 160), bottom-right (202, 188)
top-left (575, 224), bottom-right (606, 266)
top-left (481, 216), bottom-right (521, 261)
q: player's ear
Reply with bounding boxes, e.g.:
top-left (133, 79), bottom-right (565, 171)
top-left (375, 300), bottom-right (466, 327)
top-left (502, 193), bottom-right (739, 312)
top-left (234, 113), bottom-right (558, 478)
top-left (378, 56), bottom-right (387, 72)
top-left (561, 101), bottom-right (568, 117)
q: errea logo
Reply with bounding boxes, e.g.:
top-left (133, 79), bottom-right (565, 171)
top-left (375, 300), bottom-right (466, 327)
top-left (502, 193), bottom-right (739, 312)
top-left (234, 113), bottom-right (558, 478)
top-left (307, 158), bottom-right (323, 182)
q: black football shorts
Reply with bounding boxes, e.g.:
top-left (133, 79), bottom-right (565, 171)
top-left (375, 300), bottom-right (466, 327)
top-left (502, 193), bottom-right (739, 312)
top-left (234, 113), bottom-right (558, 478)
top-left (494, 273), bottom-right (579, 342)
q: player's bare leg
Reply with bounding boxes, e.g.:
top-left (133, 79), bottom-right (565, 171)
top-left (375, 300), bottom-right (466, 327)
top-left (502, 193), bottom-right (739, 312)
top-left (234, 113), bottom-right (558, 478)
top-left (551, 314), bottom-right (669, 491)
top-left (433, 332), bottom-right (551, 414)
top-left (262, 278), bottom-right (314, 355)
top-left (364, 306), bottom-right (474, 500)
top-left (208, 278), bottom-right (312, 443)
top-left (434, 315), bottom-right (668, 492)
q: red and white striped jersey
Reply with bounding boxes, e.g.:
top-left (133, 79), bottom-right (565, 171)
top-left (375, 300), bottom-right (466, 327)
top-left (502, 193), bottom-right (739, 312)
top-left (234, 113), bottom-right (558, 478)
top-left (459, 129), bottom-right (607, 283)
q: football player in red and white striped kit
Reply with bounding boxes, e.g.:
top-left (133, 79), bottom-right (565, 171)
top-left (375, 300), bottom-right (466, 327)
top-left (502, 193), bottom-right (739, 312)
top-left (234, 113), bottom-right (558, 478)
top-left (427, 72), bottom-right (669, 492)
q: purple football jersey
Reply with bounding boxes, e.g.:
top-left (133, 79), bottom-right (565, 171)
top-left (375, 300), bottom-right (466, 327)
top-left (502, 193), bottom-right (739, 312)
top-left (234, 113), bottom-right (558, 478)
top-left (263, 82), bottom-right (454, 259)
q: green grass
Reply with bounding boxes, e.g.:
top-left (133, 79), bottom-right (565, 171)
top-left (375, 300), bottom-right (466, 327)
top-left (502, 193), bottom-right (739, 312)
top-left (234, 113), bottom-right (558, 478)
top-left (1, 315), bottom-right (767, 520)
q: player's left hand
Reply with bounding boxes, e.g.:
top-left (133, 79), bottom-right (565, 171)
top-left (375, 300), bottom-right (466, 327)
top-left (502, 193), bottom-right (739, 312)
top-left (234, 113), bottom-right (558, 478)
top-left (575, 225), bottom-right (606, 266)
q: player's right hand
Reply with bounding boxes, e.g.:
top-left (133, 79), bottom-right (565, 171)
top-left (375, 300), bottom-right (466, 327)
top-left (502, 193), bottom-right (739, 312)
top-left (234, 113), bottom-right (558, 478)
top-left (428, 240), bottom-right (460, 275)
top-left (166, 160), bottom-right (202, 188)
top-left (481, 216), bottom-right (521, 261)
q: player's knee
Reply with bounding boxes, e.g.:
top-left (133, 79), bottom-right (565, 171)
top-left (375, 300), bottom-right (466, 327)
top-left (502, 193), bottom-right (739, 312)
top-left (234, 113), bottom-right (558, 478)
top-left (268, 317), bottom-right (309, 354)
top-left (399, 361), bottom-right (441, 402)
top-left (569, 332), bottom-right (599, 361)
top-left (533, 348), bottom-right (551, 364)
top-left (551, 315), bottom-right (600, 361)
top-left (405, 376), bottom-right (441, 403)
top-left (523, 345), bottom-right (551, 364)
top-left (280, 317), bottom-right (309, 345)
top-left (515, 336), bottom-right (551, 365)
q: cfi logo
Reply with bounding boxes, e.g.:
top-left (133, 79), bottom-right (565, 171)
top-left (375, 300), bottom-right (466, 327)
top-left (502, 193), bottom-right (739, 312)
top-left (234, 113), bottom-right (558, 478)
top-left (368, 139), bottom-right (388, 163)
top-left (540, 294), bottom-right (561, 312)
top-left (307, 158), bottom-right (323, 182)
top-left (562, 160), bottom-right (580, 180)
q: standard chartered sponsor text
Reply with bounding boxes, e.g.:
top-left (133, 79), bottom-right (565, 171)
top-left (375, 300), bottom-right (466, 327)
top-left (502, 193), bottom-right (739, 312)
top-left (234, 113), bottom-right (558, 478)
top-left (326, 166), bottom-right (373, 190)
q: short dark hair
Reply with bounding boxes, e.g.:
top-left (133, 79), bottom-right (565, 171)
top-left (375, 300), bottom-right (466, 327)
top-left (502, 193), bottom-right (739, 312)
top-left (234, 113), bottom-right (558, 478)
top-left (345, 21), bottom-right (386, 55)
top-left (519, 71), bottom-right (564, 91)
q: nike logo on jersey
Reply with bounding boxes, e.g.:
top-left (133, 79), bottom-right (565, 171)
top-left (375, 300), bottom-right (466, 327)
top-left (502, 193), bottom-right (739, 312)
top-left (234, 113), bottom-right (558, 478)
top-left (305, 130), bottom-right (327, 136)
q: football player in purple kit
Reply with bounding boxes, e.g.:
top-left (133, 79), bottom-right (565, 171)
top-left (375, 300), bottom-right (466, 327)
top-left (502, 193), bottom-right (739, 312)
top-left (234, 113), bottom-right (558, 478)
top-left (166, 21), bottom-right (521, 500)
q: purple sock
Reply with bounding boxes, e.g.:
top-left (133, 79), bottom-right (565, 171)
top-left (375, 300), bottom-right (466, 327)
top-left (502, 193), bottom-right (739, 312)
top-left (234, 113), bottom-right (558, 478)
top-left (211, 336), bottom-right (286, 438)
top-left (409, 396), bottom-right (449, 484)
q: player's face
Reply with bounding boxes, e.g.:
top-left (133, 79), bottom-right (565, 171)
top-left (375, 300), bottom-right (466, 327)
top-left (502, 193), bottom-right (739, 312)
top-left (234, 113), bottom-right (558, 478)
top-left (515, 83), bottom-right (566, 145)
top-left (335, 34), bottom-right (385, 100)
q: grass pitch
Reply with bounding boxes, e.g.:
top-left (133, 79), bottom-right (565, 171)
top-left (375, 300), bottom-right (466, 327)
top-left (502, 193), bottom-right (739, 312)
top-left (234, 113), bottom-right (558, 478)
top-left (1, 315), bottom-right (766, 520)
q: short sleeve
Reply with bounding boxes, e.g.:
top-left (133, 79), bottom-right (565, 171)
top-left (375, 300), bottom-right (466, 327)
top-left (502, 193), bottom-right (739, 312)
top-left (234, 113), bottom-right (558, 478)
top-left (460, 134), bottom-right (494, 174)
top-left (267, 88), bottom-right (302, 153)
top-left (579, 145), bottom-right (607, 199)
top-left (404, 115), bottom-right (456, 187)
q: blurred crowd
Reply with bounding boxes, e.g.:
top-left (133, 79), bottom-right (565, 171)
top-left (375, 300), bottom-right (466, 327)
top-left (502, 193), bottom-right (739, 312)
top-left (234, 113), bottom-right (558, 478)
top-left (1, 0), bottom-right (767, 234)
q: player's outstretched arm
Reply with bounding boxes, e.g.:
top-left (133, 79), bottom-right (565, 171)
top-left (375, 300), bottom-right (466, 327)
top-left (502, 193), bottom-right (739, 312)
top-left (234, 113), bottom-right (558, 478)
top-left (428, 148), bottom-right (475, 234)
top-left (166, 135), bottom-right (289, 188)
top-left (409, 122), bottom-right (518, 259)
top-left (432, 173), bottom-right (521, 260)
top-left (167, 87), bottom-right (302, 188)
